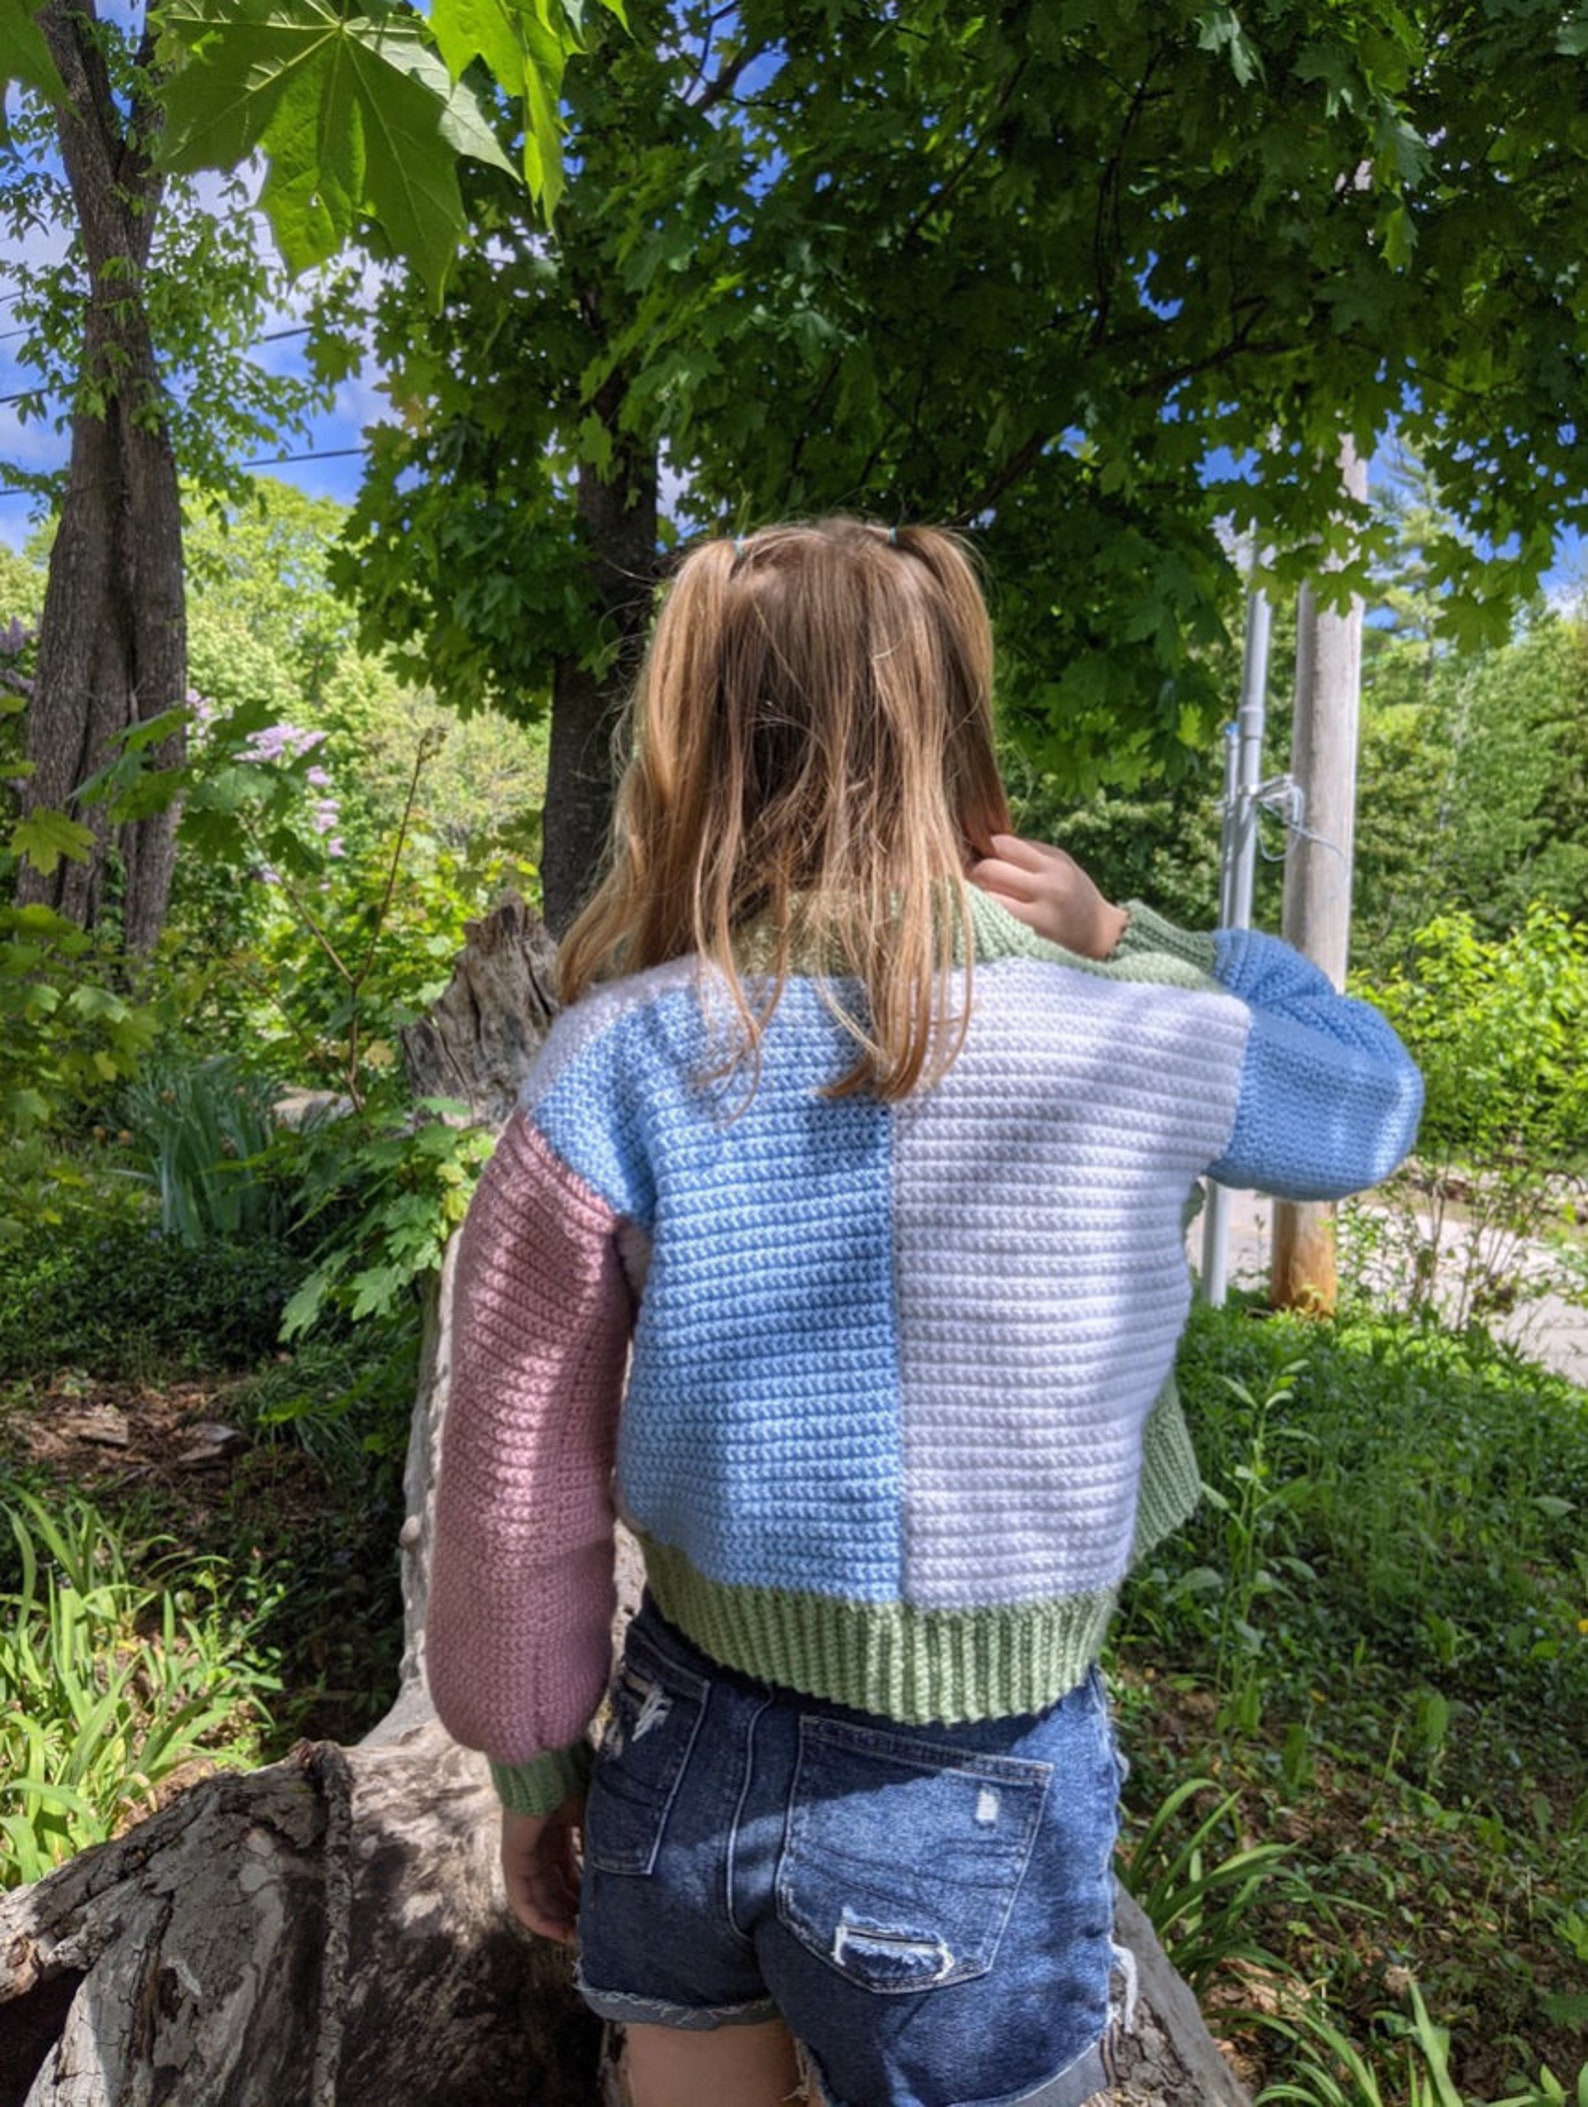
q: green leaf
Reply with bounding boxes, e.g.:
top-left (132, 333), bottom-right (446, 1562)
top-left (10, 809), bottom-right (94, 877)
top-left (430, 0), bottom-right (575, 210)
top-left (1196, 6), bottom-right (1263, 88)
top-left (159, 1), bottom-right (495, 296)
top-left (0, 0), bottom-right (64, 103)
top-left (1382, 203), bottom-right (1415, 269)
top-left (432, 0), bottom-right (526, 86)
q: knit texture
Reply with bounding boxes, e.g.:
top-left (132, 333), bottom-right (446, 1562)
top-left (427, 896), bottom-right (1422, 1810)
top-left (426, 1118), bottom-right (632, 1787)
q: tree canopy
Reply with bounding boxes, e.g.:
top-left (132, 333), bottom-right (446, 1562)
top-left (345, 0), bottom-right (1588, 830)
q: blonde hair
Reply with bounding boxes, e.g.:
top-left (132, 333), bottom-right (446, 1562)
top-left (557, 517), bottom-right (1010, 1101)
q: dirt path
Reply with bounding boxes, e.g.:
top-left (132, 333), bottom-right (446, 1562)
top-left (1196, 1188), bottom-right (1588, 1386)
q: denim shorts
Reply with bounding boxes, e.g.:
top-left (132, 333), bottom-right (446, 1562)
top-left (575, 1595), bottom-right (1127, 2107)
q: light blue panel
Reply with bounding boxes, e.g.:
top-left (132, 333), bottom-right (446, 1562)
top-left (1208, 930), bottom-right (1424, 1198)
top-left (531, 996), bottom-right (664, 1226)
top-left (552, 981), bottom-right (904, 1599)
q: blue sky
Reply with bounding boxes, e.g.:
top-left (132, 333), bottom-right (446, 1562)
top-left (0, 267), bottom-right (380, 550)
top-left (8, 259), bottom-right (1585, 601)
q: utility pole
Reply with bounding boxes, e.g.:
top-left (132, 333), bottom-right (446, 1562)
top-left (1270, 439), bottom-right (1368, 1313)
top-left (1202, 585), bottom-right (1272, 1306)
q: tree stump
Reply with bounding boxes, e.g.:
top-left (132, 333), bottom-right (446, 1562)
top-left (0, 896), bottom-right (1250, 2105)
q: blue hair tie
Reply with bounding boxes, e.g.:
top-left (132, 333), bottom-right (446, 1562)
top-left (888, 526), bottom-right (900, 547)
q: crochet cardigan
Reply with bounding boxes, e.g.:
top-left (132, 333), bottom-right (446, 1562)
top-left (426, 897), bottom-right (1423, 1815)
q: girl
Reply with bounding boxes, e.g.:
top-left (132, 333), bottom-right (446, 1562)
top-left (426, 518), bottom-right (1421, 2107)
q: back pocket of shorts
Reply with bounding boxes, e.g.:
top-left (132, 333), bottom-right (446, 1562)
top-left (582, 1641), bottom-right (707, 1876)
top-left (775, 1717), bottom-right (1050, 1993)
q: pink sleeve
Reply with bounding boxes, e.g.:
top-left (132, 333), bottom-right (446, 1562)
top-left (426, 1110), bottom-right (633, 1765)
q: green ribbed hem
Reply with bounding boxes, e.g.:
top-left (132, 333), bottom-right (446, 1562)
top-left (1131, 1378), bottom-right (1203, 1564)
top-left (1115, 901), bottom-right (1218, 980)
top-left (488, 1739), bottom-right (593, 1817)
top-left (640, 1536), bottom-right (1118, 1724)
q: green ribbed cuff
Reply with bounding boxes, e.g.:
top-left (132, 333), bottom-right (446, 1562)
top-left (1116, 902), bottom-right (1218, 978)
top-left (488, 1739), bottom-right (593, 1817)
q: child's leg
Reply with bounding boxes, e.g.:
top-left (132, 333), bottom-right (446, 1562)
top-left (622, 2018), bottom-right (804, 2107)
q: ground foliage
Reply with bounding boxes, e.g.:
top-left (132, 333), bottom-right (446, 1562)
top-left (1115, 1301), bottom-right (1588, 2101)
top-left (2, 1273), bottom-right (1583, 2099)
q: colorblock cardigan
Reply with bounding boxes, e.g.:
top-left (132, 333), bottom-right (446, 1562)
top-left (425, 897), bottom-right (1423, 1813)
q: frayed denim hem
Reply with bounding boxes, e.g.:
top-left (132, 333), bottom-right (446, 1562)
top-left (576, 1969), bottom-right (781, 2031)
top-left (796, 2034), bottom-right (1109, 2107)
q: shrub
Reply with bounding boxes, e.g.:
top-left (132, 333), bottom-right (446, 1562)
top-left (1353, 906), bottom-right (1588, 1328)
top-left (0, 1216), bottom-right (303, 1377)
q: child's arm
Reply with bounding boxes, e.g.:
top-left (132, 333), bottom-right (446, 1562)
top-left (969, 833), bottom-right (1423, 1198)
top-left (1194, 923), bottom-right (1423, 1199)
top-left (426, 1109), bottom-right (634, 1823)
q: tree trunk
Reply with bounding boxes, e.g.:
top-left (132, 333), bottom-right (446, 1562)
top-left (14, 2), bottom-right (186, 956)
top-left (540, 347), bottom-right (660, 937)
top-left (0, 900), bottom-right (1250, 2105)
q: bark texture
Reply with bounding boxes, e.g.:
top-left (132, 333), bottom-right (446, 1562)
top-left (399, 891), bottom-right (561, 1130)
top-left (0, 1732), bottom-right (602, 2107)
top-left (0, 899), bottom-right (1250, 2105)
top-left (540, 339), bottom-right (660, 936)
top-left (15, 2), bottom-right (186, 954)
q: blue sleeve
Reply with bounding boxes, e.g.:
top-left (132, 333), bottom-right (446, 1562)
top-left (1207, 929), bottom-right (1424, 1200)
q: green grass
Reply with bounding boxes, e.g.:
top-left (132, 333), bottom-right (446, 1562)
top-left (0, 1490), bottom-right (281, 1886)
top-left (1113, 1299), bottom-right (1588, 2102)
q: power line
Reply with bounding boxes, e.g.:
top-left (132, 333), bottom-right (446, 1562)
top-left (0, 444), bottom-right (369, 500)
top-left (237, 446), bottom-right (364, 469)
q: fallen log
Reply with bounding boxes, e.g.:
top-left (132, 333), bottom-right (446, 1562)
top-left (1, 896), bottom-right (1251, 2106)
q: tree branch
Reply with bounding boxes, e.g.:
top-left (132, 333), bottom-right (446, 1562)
top-left (692, 40), bottom-right (766, 118)
top-left (1090, 46), bottom-right (1163, 350)
top-left (898, 55), bottom-right (1030, 249)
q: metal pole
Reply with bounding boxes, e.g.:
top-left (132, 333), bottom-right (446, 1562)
top-left (1202, 587), bottom-right (1271, 1305)
top-left (1271, 440), bottom-right (1367, 1313)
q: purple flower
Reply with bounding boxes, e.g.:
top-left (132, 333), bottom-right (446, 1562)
top-left (241, 722), bottom-right (327, 766)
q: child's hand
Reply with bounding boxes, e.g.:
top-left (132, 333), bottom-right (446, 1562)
top-left (501, 1797), bottom-right (584, 1943)
top-left (969, 834), bottom-right (1129, 960)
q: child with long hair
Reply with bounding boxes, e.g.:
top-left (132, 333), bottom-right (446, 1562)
top-left (427, 518), bottom-right (1421, 2107)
